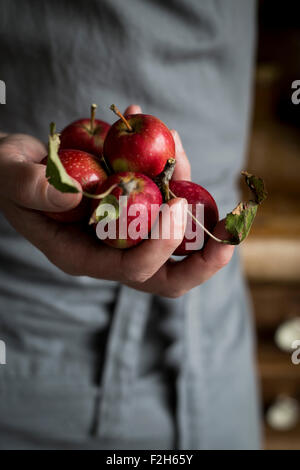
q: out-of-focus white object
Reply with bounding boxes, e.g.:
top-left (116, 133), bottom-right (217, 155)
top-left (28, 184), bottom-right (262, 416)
top-left (274, 317), bottom-right (300, 352)
top-left (266, 396), bottom-right (299, 431)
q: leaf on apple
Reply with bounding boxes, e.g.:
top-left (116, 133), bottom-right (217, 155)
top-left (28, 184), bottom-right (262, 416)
top-left (46, 123), bottom-right (79, 193)
top-left (89, 194), bottom-right (120, 225)
top-left (224, 172), bottom-right (267, 245)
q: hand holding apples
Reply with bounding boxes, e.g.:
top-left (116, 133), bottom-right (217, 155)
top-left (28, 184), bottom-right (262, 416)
top-left (46, 102), bottom-right (262, 255)
top-left (0, 122), bottom-right (192, 294)
top-left (0, 103), bottom-right (265, 299)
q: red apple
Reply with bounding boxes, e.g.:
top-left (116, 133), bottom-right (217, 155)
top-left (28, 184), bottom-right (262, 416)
top-left (169, 180), bottom-right (219, 255)
top-left (60, 104), bottom-right (110, 157)
top-left (42, 149), bottom-right (107, 222)
top-left (103, 107), bottom-right (175, 178)
top-left (91, 171), bottom-right (163, 248)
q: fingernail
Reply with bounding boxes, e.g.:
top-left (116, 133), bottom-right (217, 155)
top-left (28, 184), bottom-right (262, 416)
top-left (175, 197), bottom-right (187, 207)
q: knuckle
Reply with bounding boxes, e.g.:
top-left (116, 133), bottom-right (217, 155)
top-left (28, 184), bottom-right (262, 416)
top-left (121, 253), bottom-right (153, 284)
top-left (126, 269), bottom-right (152, 284)
top-left (164, 236), bottom-right (181, 253)
top-left (214, 249), bottom-right (233, 270)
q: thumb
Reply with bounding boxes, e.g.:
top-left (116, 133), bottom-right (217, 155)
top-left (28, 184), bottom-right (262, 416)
top-left (46, 177), bottom-right (83, 212)
top-left (1, 160), bottom-right (82, 212)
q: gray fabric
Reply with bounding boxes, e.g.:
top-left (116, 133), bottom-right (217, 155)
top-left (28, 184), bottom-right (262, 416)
top-left (0, 0), bottom-right (261, 449)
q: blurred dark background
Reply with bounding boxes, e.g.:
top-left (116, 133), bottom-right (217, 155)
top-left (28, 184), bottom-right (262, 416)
top-left (240, 0), bottom-right (300, 449)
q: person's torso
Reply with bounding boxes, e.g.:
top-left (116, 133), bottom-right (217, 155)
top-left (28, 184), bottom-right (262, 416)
top-left (0, 0), bottom-right (259, 449)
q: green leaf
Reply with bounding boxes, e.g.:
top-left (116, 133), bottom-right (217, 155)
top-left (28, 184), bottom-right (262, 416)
top-left (89, 194), bottom-right (120, 224)
top-left (224, 172), bottom-right (267, 245)
top-left (225, 201), bottom-right (258, 244)
top-left (241, 171), bottom-right (268, 204)
top-left (46, 123), bottom-right (79, 193)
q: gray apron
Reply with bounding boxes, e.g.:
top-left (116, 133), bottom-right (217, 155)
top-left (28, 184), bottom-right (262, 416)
top-left (0, 0), bottom-right (261, 449)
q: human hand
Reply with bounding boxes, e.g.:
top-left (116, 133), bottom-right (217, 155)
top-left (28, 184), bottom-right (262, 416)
top-left (0, 106), bottom-right (234, 297)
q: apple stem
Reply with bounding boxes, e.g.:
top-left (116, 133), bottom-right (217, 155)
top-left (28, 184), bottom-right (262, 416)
top-left (169, 188), bottom-right (230, 244)
top-left (90, 104), bottom-right (97, 133)
top-left (154, 158), bottom-right (176, 202)
top-left (50, 122), bottom-right (56, 137)
top-left (110, 104), bottom-right (133, 131)
top-left (82, 183), bottom-right (118, 200)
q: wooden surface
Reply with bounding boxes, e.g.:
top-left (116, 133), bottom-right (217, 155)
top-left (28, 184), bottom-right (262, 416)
top-left (264, 423), bottom-right (300, 450)
top-left (242, 57), bottom-right (300, 449)
top-left (250, 282), bottom-right (300, 330)
top-left (240, 122), bottom-right (300, 282)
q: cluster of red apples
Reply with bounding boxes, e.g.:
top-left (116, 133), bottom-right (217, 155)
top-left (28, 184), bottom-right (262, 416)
top-left (44, 104), bottom-right (255, 255)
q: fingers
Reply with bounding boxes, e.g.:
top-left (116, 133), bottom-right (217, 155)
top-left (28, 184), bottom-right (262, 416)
top-left (164, 219), bottom-right (235, 295)
top-left (0, 159), bottom-right (82, 211)
top-left (0, 133), bottom-right (81, 211)
top-left (197, 220), bottom-right (235, 276)
top-left (0, 194), bottom-right (121, 278)
top-left (124, 104), bottom-right (142, 115)
top-left (0, 133), bottom-right (47, 163)
top-left (121, 197), bottom-right (187, 283)
top-left (170, 130), bottom-right (191, 181)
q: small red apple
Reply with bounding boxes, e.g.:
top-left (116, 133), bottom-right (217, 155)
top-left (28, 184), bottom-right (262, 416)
top-left (103, 106), bottom-right (175, 178)
top-left (91, 171), bottom-right (163, 248)
top-left (169, 180), bottom-right (219, 255)
top-left (42, 149), bottom-right (107, 222)
top-left (60, 104), bottom-right (110, 157)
